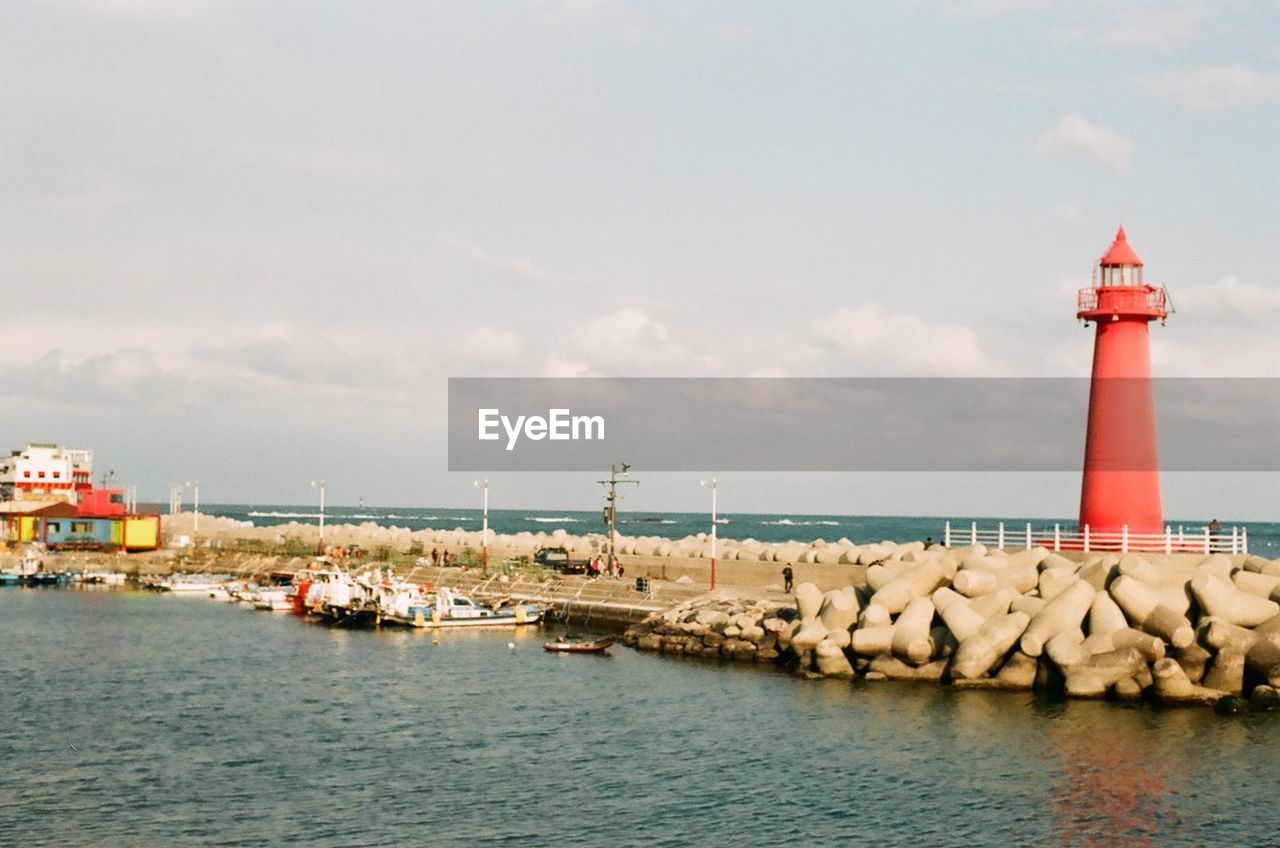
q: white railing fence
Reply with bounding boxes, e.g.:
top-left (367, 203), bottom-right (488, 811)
top-left (942, 520), bottom-right (1247, 555)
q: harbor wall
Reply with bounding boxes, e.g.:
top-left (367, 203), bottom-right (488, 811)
top-left (622, 546), bottom-right (1280, 712)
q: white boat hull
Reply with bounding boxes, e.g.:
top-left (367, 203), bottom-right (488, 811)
top-left (388, 609), bottom-right (544, 629)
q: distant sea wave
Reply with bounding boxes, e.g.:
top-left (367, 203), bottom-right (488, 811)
top-left (526, 516), bottom-right (582, 523)
top-left (762, 519), bottom-right (841, 527)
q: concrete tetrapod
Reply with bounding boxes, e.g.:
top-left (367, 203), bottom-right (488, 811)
top-left (1044, 631), bottom-right (1089, 669)
top-left (814, 639), bottom-right (855, 678)
top-left (851, 625), bottom-right (895, 657)
top-left (1232, 570), bottom-right (1280, 600)
top-left (1011, 595), bottom-right (1046, 617)
top-left (891, 596), bottom-right (937, 665)
top-left (1020, 579), bottom-right (1094, 657)
top-left (1039, 552), bottom-right (1075, 572)
top-left (1190, 574), bottom-right (1280, 628)
top-left (868, 655), bottom-right (948, 682)
top-left (933, 588), bottom-right (986, 642)
top-left (1196, 554), bottom-right (1235, 580)
top-left (1038, 568), bottom-right (1079, 601)
top-left (858, 604), bottom-right (891, 628)
top-left (818, 588), bottom-right (859, 632)
top-left (951, 612), bottom-right (1031, 680)
top-left (1062, 647), bottom-right (1147, 698)
top-left (794, 582), bottom-right (823, 622)
top-left (1117, 553), bottom-right (1162, 586)
top-left (869, 560), bottom-right (946, 616)
top-left (988, 651), bottom-right (1038, 690)
top-left (1204, 617), bottom-right (1280, 684)
top-left (1108, 576), bottom-right (1195, 647)
top-left (1088, 590), bottom-right (1129, 640)
top-left (1202, 647), bottom-right (1246, 696)
top-left (791, 620), bottom-right (829, 653)
top-left (952, 569), bottom-right (997, 598)
top-left (1172, 644), bottom-right (1212, 684)
top-left (824, 628), bottom-right (851, 650)
top-left (969, 590), bottom-right (1015, 620)
top-left (1110, 627), bottom-right (1166, 663)
top-left (1152, 658), bottom-right (1226, 706)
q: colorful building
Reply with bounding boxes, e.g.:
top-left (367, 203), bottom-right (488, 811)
top-left (0, 442), bottom-right (161, 552)
top-left (0, 502), bottom-right (161, 552)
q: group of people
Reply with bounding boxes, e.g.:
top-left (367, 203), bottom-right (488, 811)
top-left (586, 555), bottom-right (624, 579)
top-left (429, 547), bottom-right (453, 567)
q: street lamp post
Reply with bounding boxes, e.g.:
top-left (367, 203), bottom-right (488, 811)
top-left (311, 480), bottom-right (325, 553)
top-left (700, 478), bottom-right (717, 591)
top-left (192, 480), bottom-right (200, 537)
top-left (474, 479), bottom-right (489, 569)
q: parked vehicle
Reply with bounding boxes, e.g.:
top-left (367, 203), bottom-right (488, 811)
top-left (533, 546), bottom-right (590, 575)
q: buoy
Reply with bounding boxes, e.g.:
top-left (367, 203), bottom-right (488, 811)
top-left (507, 642), bottom-right (515, 650)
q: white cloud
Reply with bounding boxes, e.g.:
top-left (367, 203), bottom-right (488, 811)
top-left (1035, 114), bottom-right (1133, 172)
top-left (538, 307), bottom-right (721, 376)
top-left (541, 352), bottom-right (593, 378)
top-left (1169, 275), bottom-right (1280, 323)
top-left (1055, 203), bottom-right (1085, 224)
top-left (809, 303), bottom-right (998, 376)
top-left (459, 326), bottom-right (525, 365)
top-left (442, 235), bottom-right (565, 287)
top-left (1095, 7), bottom-right (1207, 48)
top-left (1139, 64), bottom-right (1280, 110)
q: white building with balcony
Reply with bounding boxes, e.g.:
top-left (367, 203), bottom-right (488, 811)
top-left (0, 443), bottom-right (94, 504)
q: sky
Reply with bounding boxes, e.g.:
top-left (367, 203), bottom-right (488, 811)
top-left (3, 0), bottom-right (1279, 520)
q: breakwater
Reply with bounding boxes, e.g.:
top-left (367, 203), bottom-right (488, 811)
top-left (161, 511), bottom-right (867, 589)
top-left (623, 543), bottom-right (1280, 712)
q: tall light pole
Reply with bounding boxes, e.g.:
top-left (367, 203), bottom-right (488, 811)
top-left (191, 480), bottom-right (200, 537)
top-left (598, 463), bottom-right (638, 572)
top-left (474, 479), bottom-right (489, 568)
top-left (700, 478), bottom-right (717, 591)
top-left (311, 480), bottom-right (325, 553)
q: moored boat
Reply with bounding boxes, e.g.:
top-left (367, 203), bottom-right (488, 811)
top-left (249, 587), bottom-right (294, 611)
top-left (388, 587), bottom-right (544, 629)
top-left (544, 636), bottom-right (614, 653)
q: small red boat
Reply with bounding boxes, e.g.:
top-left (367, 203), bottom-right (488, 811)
top-left (543, 636), bottom-right (614, 653)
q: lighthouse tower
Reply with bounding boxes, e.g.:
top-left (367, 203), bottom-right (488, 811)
top-left (1077, 227), bottom-right (1169, 537)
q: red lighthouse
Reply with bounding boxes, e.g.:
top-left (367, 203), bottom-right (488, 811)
top-left (1077, 227), bottom-right (1168, 538)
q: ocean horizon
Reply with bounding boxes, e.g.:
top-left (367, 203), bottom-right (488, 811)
top-left (188, 504), bottom-right (1280, 553)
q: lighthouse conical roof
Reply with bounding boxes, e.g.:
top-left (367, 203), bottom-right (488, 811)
top-left (1099, 226), bottom-right (1143, 266)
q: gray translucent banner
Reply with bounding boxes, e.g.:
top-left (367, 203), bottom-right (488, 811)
top-left (447, 378), bottom-right (1280, 472)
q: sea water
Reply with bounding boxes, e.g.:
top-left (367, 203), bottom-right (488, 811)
top-left (204, 505), bottom-right (1280, 553)
top-left (2, 588), bottom-right (1278, 847)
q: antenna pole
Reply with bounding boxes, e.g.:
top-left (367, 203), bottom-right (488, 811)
top-left (598, 463), bottom-right (638, 571)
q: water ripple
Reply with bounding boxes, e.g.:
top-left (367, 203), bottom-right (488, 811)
top-left (1, 589), bottom-right (1276, 847)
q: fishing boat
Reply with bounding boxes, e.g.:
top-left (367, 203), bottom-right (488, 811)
top-left (388, 587), bottom-right (544, 629)
top-left (543, 636), bottom-right (614, 653)
top-left (156, 574), bottom-right (231, 593)
top-left (78, 571), bottom-right (127, 585)
top-left (248, 586), bottom-right (294, 612)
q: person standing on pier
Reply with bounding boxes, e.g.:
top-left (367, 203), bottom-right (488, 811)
top-left (782, 563), bottom-right (794, 594)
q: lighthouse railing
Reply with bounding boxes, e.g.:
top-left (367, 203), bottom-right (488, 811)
top-left (939, 523), bottom-right (1247, 555)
